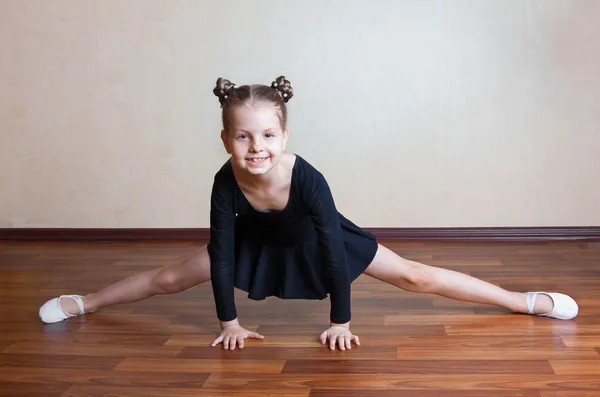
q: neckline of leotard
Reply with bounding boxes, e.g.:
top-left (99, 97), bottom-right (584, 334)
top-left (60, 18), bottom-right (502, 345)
top-left (231, 154), bottom-right (300, 214)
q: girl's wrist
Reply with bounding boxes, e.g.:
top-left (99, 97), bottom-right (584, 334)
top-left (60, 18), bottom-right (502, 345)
top-left (220, 318), bottom-right (240, 329)
top-left (330, 321), bottom-right (350, 328)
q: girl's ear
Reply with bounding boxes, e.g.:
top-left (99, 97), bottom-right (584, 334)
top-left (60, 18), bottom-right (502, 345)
top-left (221, 130), bottom-right (232, 154)
top-left (283, 127), bottom-right (289, 137)
top-left (282, 127), bottom-right (290, 148)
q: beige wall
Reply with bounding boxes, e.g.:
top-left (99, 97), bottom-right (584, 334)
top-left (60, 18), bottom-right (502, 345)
top-left (1, 0), bottom-right (599, 229)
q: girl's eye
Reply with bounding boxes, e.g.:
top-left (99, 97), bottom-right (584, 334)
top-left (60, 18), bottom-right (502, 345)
top-left (237, 134), bottom-right (248, 139)
top-left (265, 133), bottom-right (274, 138)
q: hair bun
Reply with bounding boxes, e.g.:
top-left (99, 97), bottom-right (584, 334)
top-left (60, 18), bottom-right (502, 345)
top-left (213, 77), bottom-right (236, 106)
top-left (271, 76), bottom-right (293, 103)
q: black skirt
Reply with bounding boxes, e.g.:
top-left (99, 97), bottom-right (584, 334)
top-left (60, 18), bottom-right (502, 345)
top-left (232, 211), bottom-right (379, 301)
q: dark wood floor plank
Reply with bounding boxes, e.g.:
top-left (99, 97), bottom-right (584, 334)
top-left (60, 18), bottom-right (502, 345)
top-left (309, 390), bottom-right (541, 397)
top-left (0, 390), bottom-right (63, 397)
top-left (0, 353), bottom-right (122, 370)
top-left (74, 316), bottom-right (222, 335)
top-left (0, 332), bottom-right (174, 348)
top-left (0, 381), bottom-right (71, 394)
top-left (0, 367), bottom-right (209, 388)
top-left (202, 373), bottom-right (600, 390)
top-left (396, 347), bottom-right (599, 360)
top-left (114, 357), bottom-right (286, 373)
top-left (2, 342), bottom-right (183, 358)
top-left (445, 324), bottom-right (600, 337)
top-left (385, 313), bottom-right (534, 326)
top-left (395, 335), bottom-right (568, 348)
top-left (541, 392), bottom-right (600, 397)
top-left (62, 386), bottom-right (309, 396)
top-left (281, 359), bottom-right (554, 374)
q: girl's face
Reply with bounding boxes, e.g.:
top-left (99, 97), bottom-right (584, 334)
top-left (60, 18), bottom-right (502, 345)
top-left (221, 103), bottom-right (289, 176)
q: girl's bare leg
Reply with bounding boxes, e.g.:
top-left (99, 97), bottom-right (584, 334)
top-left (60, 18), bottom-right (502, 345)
top-left (53, 245), bottom-right (211, 315)
top-left (363, 244), bottom-right (555, 314)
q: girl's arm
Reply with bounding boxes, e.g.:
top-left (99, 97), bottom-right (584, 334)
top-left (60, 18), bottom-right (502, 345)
top-left (307, 174), bottom-right (352, 325)
top-left (208, 174), bottom-right (238, 324)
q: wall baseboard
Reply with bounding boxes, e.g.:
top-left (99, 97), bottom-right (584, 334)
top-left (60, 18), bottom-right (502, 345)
top-left (1, 227), bottom-right (599, 242)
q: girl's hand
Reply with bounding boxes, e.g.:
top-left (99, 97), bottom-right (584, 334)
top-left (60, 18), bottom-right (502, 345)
top-left (319, 324), bottom-right (360, 351)
top-left (211, 324), bottom-right (264, 350)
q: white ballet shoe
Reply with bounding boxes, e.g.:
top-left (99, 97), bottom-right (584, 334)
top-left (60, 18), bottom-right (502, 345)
top-left (39, 295), bottom-right (86, 324)
top-left (525, 292), bottom-right (578, 320)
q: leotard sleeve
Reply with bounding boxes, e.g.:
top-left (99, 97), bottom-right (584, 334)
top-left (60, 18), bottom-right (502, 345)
top-left (306, 172), bottom-right (352, 324)
top-left (208, 168), bottom-right (238, 322)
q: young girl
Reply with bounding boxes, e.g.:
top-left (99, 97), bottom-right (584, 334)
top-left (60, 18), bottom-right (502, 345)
top-left (39, 76), bottom-right (579, 351)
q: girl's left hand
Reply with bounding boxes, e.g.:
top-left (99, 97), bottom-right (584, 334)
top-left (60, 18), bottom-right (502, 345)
top-left (319, 325), bottom-right (360, 350)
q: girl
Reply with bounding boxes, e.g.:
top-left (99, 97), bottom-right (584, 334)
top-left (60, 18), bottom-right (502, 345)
top-left (40, 76), bottom-right (579, 351)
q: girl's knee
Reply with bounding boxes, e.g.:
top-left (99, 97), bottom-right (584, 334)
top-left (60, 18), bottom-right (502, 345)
top-left (364, 246), bottom-right (436, 292)
top-left (153, 268), bottom-right (186, 294)
top-left (403, 263), bottom-right (437, 293)
top-left (152, 248), bottom-right (211, 294)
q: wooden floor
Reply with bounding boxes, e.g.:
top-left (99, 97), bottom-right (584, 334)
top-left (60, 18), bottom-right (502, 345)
top-left (1, 240), bottom-right (599, 396)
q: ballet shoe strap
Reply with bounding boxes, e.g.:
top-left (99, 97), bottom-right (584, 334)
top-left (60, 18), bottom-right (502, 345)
top-left (57, 295), bottom-right (85, 316)
top-left (525, 292), bottom-right (536, 314)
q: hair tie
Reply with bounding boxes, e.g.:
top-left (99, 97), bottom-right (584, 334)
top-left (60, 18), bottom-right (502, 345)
top-left (219, 84), bottom-right (237, 107)
top-left (271, 81), bottom-right (287, 101)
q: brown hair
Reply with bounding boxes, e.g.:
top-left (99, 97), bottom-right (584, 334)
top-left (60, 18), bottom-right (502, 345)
top-left (213, 76), bottom-right (294, 132)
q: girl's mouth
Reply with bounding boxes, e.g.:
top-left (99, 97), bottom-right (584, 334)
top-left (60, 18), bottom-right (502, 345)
top-left (246, 157), bottom-right (268, 165)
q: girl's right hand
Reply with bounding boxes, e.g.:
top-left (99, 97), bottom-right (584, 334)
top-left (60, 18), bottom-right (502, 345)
top-left (211, 324), bottom-right (264, 350)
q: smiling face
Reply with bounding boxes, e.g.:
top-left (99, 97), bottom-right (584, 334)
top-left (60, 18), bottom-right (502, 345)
top-left (221, 103), bottom-right (289, 176)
